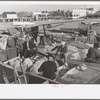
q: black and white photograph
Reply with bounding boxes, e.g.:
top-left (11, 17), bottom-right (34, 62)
top-left (0, 1), bottom-right (100, 85)
top-left (1, 1), bottom-right (100, 99)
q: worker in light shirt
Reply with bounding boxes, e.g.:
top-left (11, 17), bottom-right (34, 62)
top-left (23, 35), bottom-right (36, 58)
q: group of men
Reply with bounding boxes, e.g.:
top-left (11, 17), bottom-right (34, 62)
top-left (16, 34), bottom-right (37, 59)
top-left (15, 32), bottom-right (100, 81)
top-left (16, 33), bottom-right (68, 80)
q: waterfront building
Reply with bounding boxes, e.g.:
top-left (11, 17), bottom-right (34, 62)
top-left (33, 12), bottom-right (50, 21)
top-left (72, 8), bottom-right (86, 19)
top-left (72, 8), bottom-right (100, 19)
top-left (0, 11), bottom-right (34, 22)
top-left (2, 12), bottom-right (18, 22)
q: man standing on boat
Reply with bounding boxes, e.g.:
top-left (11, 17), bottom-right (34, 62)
top-left (51, 41), bottom-right (68, 67)
top-left (16, 36), bottom-right (24, 58)
top-left (23, 34), bottom-right (36, 58)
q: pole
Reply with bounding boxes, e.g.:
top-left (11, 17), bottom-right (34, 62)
top-left (43, 24), bottom-right (46, 36)
top-left (42, 24), bottom-right (47, 45)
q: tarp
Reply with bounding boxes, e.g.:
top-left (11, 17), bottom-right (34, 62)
top-left (61, 66), bottom-right (99, 84)
top-left (0, 48), bottom-right (17, 62)
top-left (68, 49), bottom-right (88, 61)
top-left (67, 45), bottom-right (79, 53)
top-left (0, 35), bottom-right (8, 50)
top-left (8, 27), bottom-right (21, 35)
top-left (69, 41), bottom-right (90, 49)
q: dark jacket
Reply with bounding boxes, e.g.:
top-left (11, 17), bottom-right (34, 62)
top-left (16, 40), bottom-right (23, 57)
top-left (38, 61), bottom-right (57, 80)
top-left (23, 40), bottom-right (36, 58)
top-left (51, 45), bottom-right (68, 59)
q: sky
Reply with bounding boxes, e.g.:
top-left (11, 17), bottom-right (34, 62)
top-left (0, 1), bottom-right (100, 14)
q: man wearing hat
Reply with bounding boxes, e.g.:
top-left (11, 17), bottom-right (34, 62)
top-left (23, 34), bottom-right (36, 58)
top-left (51, 41), bottom-right (68, 67)
top-left (38, 55), bottom-right (57, 80)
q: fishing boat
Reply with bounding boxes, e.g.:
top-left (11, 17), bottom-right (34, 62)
top-left (0, 19), bottom-right (100, 84)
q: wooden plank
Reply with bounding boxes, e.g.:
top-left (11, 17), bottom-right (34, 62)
top-left (3, 56), bottom-right (19, 64)
top-left (0, 61), bottom-right (13, 69)
top-left (27, 72), bottom-right (60, 84)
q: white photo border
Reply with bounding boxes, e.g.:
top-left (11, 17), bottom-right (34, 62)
top-left (0, 1), bottom-right (100, 99)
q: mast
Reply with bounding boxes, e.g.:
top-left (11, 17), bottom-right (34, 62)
top-left (43, 24), bottom-right (46, 36)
